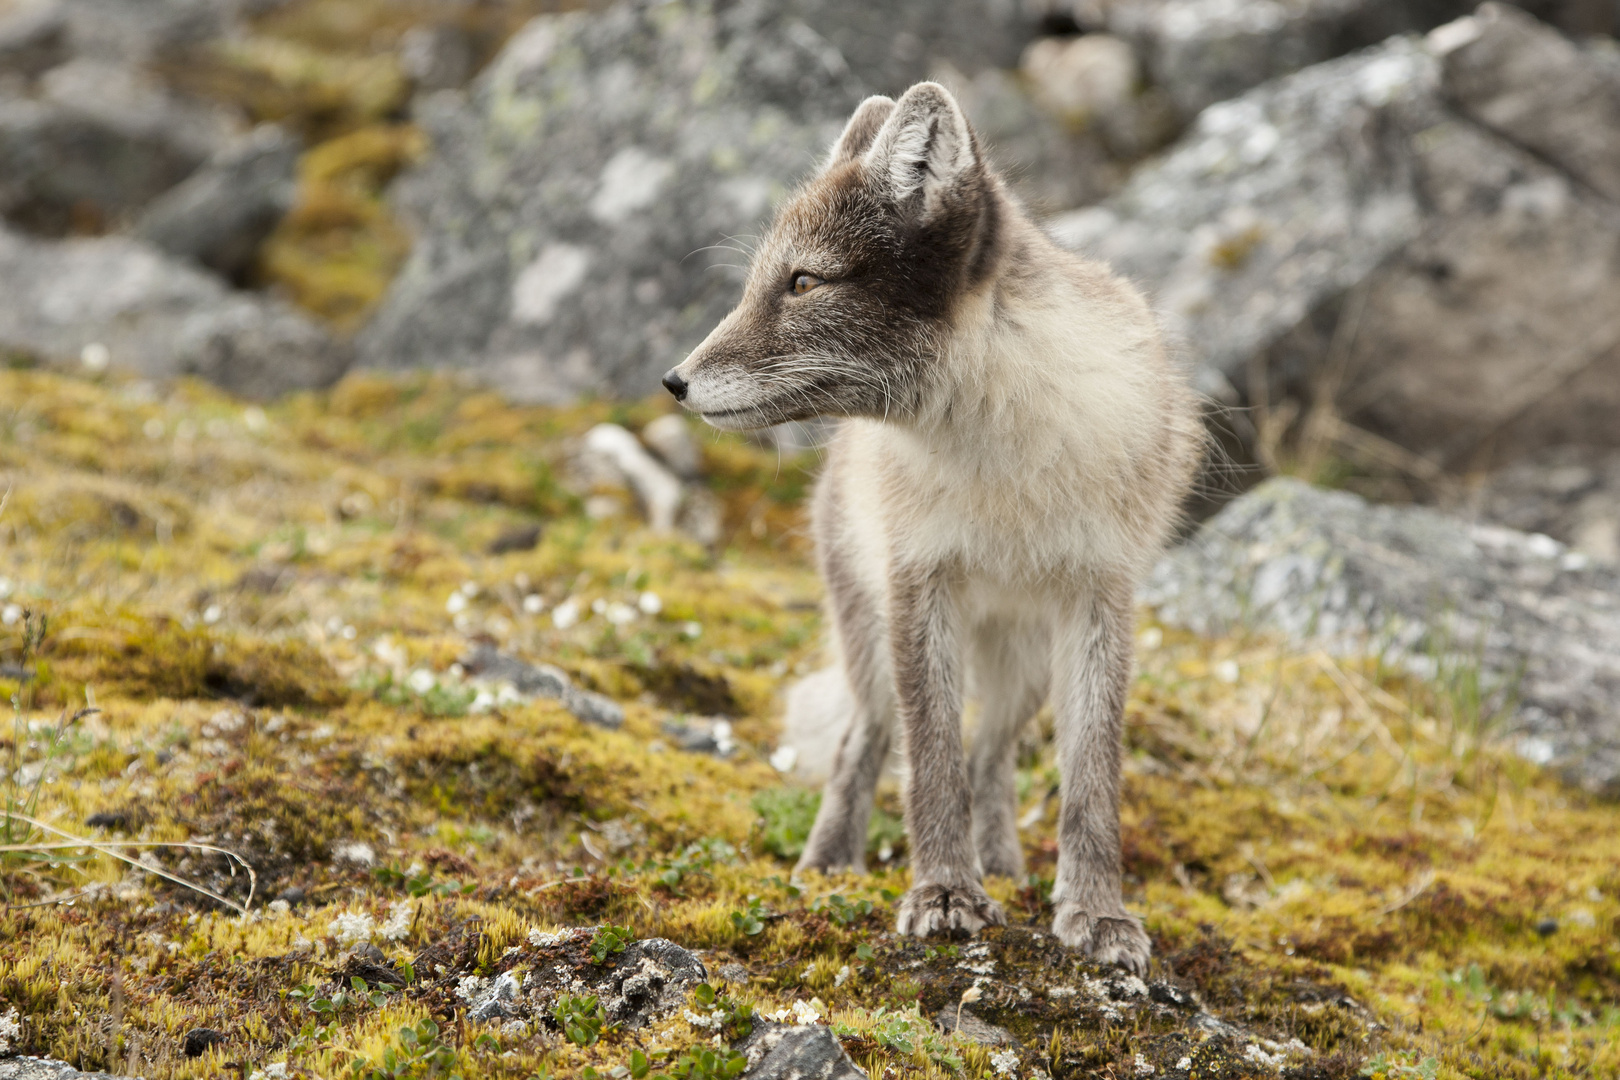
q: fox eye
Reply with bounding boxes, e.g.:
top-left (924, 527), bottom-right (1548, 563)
top-left (791, 273), bottom-right (824, 295)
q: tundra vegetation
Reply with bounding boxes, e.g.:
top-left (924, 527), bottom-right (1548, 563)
top-left (1, 367), bottom-right (1617, 1080)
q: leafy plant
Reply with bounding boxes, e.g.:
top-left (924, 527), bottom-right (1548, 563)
top-left (374, 863), bottom-right (473, 898)
top-left (349, 1018), bottom-right (460, 1079)
top-left (591, 923), bottom-right (635, 963)
top-left (690, 982), bottom-right (754, 1042)
top-left (730, 896), bottom-right (767, 936)
top-left (833, 1006), bottom-right (963, 1071)
top-left (1359, 1052), bottom-right (1439, 1080)
top-left (812, 894), bottom-right (873, 927)
top-left (552, 993), bottom-right (607, 1047)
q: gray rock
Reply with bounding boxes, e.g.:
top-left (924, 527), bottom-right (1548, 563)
top-left (1049, 37), bottom-right (1437, 397)
top-left (467, 970), bottom-right (524, 1022)
top-left (358, 0), bottom-right (1040, 400)
top-left (934, 1007), bottom-right (1016, 1046)
top-left (523, 931), bottom-right (708, 1029)
top-left (1076, 0), bottom-right (1473, 121)
top-left (1440, 3), bottom-right (1620, 202)
top-left (1143, 477), bottom-right (1620, 793)
top-left (1051, 26), bottom-right (1620, 463)
top-left (736, 1023), bottom-right (866, 1080)
top-left (0, 60), bottom-right (232, 234)
top-left (0, 226), bottom-right (348, 397)
top-left (1461, 448), bottom-right (1620, 565)
top-left (0, 1060), bottom-right (128, 1080)
top-left (662, 716), bottom-right (738, 757)
top-left (459, 642), bottom-right (625, 729)
top-left (0, 2), bottom-right (70, 82)
top-left (56, 0), bottom-right (245, 65)
top-left (399, 23), bottom-right (474, 92)
top-left (357, 1), bottom-right (867, 401)
top-left (133, 124), bottom-right (299, 281)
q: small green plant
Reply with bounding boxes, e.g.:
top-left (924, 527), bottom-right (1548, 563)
top-left (812, 894), bottom-right (873, 927)
top-left (659, 1047), bottom-right (748, 1080)
top-left (374, 863), bottom-right (473, 898)
top-left (349, 1018), bottom-right (460, 1079)
top-left (552, 993), bottom-right (607, 1047)
top-left (833, 1006), bottom-right (963, 1071)
top-left (591, 923), bottom-right (635, 963)
top-left (730, 896), bottom-right (767, 936)
top-left (1359, 1052), bottom-right (1439, 1080)
top-left (689, 982), bottom-right (754, 1042)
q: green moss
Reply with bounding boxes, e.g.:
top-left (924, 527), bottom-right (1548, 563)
top-left (2, 368), bottom-right (1619, 1079)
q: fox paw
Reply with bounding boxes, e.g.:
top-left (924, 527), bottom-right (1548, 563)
top-left (1053, 906), bottom-right (1151, 976)
top-left (895, 881), bottom-right (1006, 937)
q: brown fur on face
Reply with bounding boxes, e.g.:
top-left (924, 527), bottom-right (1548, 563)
top-left (666, 86), bottom-right (1008, 429)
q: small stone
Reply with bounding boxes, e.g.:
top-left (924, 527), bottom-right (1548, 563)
top-left (487, 523), bottom-right (542, 555)
top-left (182, 1027), bottom-right (226, 1057)
top-left (716, 962), bottom-right (750, 985)
top-left (1535, 917), bottom-right (1559, 937)
top-left (935, 1008), bottom-right (1015, 1046)
top-left (274, 885), bottom-right (306, 906)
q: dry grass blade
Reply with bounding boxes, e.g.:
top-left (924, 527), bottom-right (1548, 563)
top-left (4, 812), bottom-right (257, 915)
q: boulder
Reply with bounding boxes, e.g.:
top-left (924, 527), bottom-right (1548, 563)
top-left (1067, 0), bottom-right (1474, 121)
top-left (1049, 37), bottom-right (1436, 398)
top-left (0, 2), bottom-right (70, 82)
top-left (1143, 477), bottom-right (1620, 794)
top-left (0, 58), bottom-right (234, 234)
top-left (0, 226), bottom-right (348, 397)
top-left (133, 124), bottom-right (299, 280)
top-left (358, 0), bottom-right (1042, 400)
top-left (1051, 24), bottom-right (1620, 465)
top-left (1440, 3), bottom-right (1620, 203)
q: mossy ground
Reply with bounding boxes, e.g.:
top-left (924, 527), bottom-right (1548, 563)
top-left (1, 368), bottom-right (1617, 1079)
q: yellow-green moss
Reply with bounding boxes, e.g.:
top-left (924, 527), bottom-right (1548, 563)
top-left (1, 368), bottom-right (1617, 1079)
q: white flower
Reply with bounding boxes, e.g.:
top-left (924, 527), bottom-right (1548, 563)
top-left (381, 900), bottom-right (412, 941)
top-left (447, 592), bottom-right (469, 614)
top-left (605, 602), bottom-right (637, 626)
top-left (406, 669), bottom-right (436, 694)
top-left (203, 604), bottom-right (223, 624)
top-left (990, 1049), bottom-right (1020, 1077)
top-left (791, 999), bottom-right (823, 1024)
top-left (0, 578), bottom-right (12, 600)
top-left (523, 594), bottom-right (545, 614)
top-left (638, 591), bottom-right (662, 615)
top-left (470, 689), bottom-right (496, 714)
top-left (833, 965), bottom-right (850, 987)
top-left (1, 604), bottom-right (21, 626)
top-left (552, 599), bottom-right (581, 629)
top-left (81, 341), bottom-right (110, 371)
top-left (460, 581), bottom-right (480, 598)
top-left (682, 621), bottom-right (702, 639)
top-left (268, 899), bottom-right (291, 916)
top-left (769, 745), bottom-right (798, 773)
top-left (329, 911), bottom-right (375, 944)
top-left (1215, 659), bottom-right (1240, 683)
top-left (684, 1009), bottom-right (723, 1030)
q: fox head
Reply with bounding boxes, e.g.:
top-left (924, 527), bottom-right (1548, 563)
top-left (662, 82), bottom-right (1004, 430)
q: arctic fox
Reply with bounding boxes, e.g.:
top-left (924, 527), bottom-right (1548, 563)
top-left (661, 83), bottom-right (1200, 973)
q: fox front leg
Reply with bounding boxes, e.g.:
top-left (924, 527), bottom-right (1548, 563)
top-left (889, 563), bottom-right (1005, 937)
top-left (1048, 580), bottom-right (1150, 974)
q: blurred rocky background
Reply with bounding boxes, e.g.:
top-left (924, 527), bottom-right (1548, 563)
top-left (3, 0), bottom-right (1618, 774)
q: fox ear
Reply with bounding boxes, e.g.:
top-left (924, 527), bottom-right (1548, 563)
top-left (828, 95), bottom-right (896, 167)
top-left (863, 82), bottom-right (977, 219)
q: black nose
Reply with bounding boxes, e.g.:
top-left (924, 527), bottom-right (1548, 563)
top-left (661, 369), bottom-right (688, 401)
